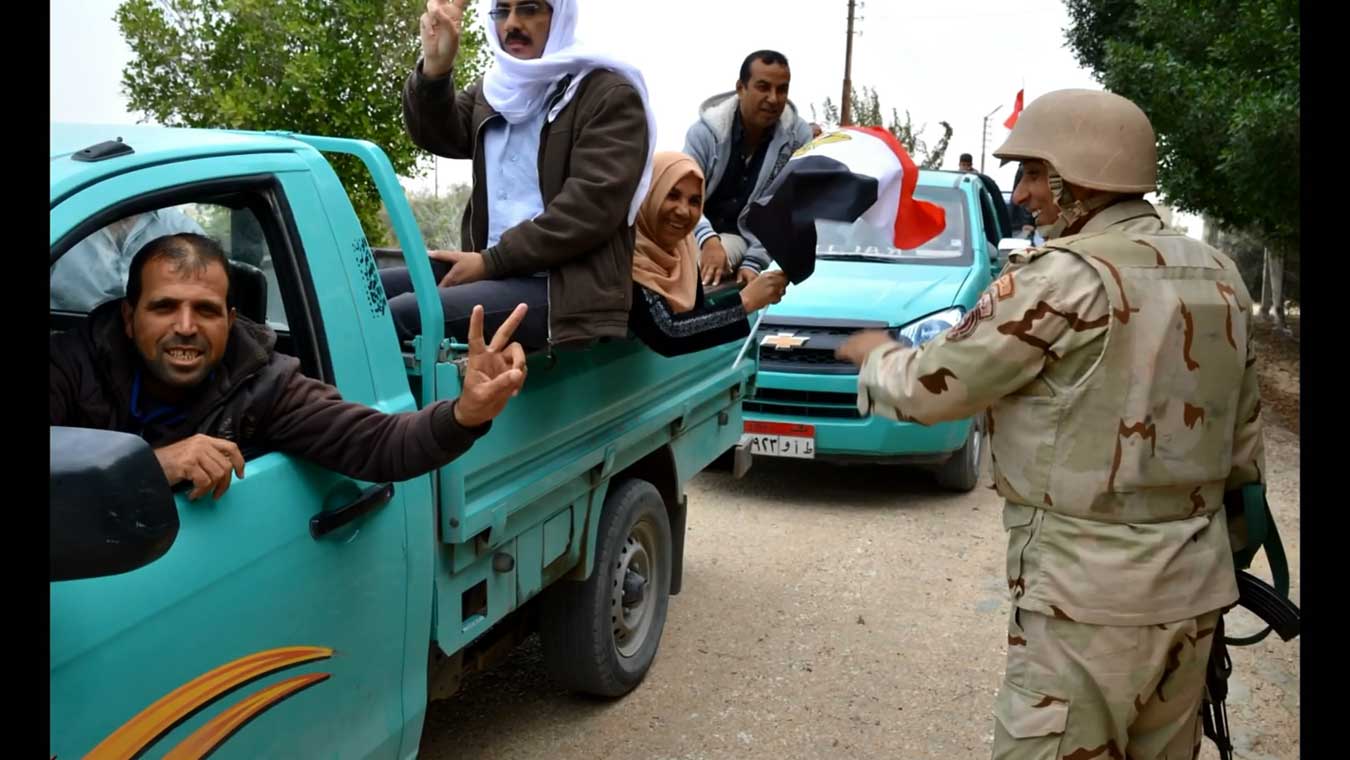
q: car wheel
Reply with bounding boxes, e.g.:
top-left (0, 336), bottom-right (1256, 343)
top-left (934, 417), bottom-right (982, 492)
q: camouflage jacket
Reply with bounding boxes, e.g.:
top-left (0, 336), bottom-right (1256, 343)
top-left (856, 200), bottom-right (1263, 624)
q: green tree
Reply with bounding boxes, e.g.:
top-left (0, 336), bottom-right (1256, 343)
top-left (1062, 0), bottom-right (1299, 300)
top-left (180, 203), bottom-right (231, 243)
top-left (813, 87), bottom-right (953, 170)
top-left (378, 183), bottom-right (473, 251)
top-left (887, 109), bottom-right (953, 171)
top-left (115, 0), bottom-right (491, 241)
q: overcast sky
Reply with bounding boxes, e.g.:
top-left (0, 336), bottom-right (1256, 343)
top-left (50, 0), bottom-right (1201, 234)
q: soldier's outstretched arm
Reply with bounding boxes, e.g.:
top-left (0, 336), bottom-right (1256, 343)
top-left (838, 251), bottom-right (1109, 425)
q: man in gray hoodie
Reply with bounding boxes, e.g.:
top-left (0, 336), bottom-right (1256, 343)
top-left (682, 50), bottom-right (815, 287)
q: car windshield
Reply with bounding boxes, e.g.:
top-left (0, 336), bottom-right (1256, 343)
top-left (814, 186), bottom-right (971, 266)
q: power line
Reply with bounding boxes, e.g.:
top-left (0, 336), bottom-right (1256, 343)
top-left (979, 104), bottom-right (1002, 174)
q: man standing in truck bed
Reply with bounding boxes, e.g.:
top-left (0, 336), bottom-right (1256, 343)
top-left (681, 50), bottom-right (814, 289)
top-left (383, 0), bottom-right (655, 351)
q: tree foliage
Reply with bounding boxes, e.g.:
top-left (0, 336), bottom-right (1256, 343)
top-left (813, 87), bottom-right (953, 170)
top-left (378, 184), bottom-right (473, 251)
top-left (1063, 0), bottom-right (1299, 277)
top-left (116, 0), bottom-right (491, 239)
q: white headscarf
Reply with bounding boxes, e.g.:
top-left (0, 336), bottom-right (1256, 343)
top-left (479, 0), bottom-right (655, 224)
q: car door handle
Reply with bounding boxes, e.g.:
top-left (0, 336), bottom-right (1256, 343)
top-left (310, 483), bottom-right (394, 539)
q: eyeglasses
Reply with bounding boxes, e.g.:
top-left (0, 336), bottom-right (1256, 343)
top-left (487, 2), bottom-right (551, 22)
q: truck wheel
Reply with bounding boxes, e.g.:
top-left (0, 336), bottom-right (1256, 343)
top-left (934, 418), bottom-right (982, 492)
top-left (540, 478), bottom-right (672, 697)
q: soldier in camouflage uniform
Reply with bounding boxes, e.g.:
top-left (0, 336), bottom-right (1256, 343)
top-left (837, 89), bottom-right (1264, 760)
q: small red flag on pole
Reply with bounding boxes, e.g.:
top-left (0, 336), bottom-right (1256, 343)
top-left (1003, 89), bottom-right (1024, 130)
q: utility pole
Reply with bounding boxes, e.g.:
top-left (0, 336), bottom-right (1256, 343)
top-left (980, 104), bottom-right (1002, 173)
top-left (841, 0), bottom-right (857, 125)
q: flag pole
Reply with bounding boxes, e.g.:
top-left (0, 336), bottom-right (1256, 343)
top-left (733, 307), bottom-right (767, 371)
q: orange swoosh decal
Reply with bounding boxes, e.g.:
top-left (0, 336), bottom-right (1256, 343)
top-left (86, 646), bottom-right (333, 760)
top-left (161, 673), bottom-right (330, 760)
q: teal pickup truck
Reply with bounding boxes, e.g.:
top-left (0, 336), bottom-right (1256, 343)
top-left (49, 123), bottom-right (754, 759)
top-left (740, 169), bottom-right (1005, 491)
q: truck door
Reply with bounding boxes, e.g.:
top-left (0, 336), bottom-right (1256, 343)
top-left (50, 154), bottom-right (417, 759)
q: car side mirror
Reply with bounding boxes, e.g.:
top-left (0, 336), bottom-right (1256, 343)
top-left (50, 427), bottom-right (179, 582)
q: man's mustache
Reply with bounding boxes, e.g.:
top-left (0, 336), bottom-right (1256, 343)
top-left (505, 30), bottom-right (532, 45)
top-left (161, 337), bottom-right (207, 351)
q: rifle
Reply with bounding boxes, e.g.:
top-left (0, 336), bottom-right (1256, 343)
top-left (1202, 485), bottom-right (1300, 760)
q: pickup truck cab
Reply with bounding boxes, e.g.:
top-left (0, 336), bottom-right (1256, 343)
top-left (49, 123), bottom-right (754, 759)
top-left (741, 169), bottom-right (1004, 491)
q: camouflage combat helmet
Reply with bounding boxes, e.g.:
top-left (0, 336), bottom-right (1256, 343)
top-left (994, 89), bottom-right (1157, 194)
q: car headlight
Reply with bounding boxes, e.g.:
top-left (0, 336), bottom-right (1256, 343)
top-left (897, 307), bottom-right (965, 347)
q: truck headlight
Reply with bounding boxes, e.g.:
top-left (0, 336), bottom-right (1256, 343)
top-left (897, 307), bottom-right (965, 347)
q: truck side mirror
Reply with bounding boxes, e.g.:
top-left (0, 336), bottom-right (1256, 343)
top-left (50, 427), bottom-right (180, 582)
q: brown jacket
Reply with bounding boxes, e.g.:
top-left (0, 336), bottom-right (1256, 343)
top-left (50, 301), bottom-right (487, 483)
top-left (403, 62), bottom-right (650, 345)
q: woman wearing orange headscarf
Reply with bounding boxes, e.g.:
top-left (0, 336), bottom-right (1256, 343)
top-left (629, 152), bottom-right (788, 357)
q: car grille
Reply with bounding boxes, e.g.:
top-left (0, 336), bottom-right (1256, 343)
top-left (754, 317), bottom-right (889, 375)
top-left (746, 317), bottom-right (889, 419)
top-left (743, 387), bottom-right (862, 419)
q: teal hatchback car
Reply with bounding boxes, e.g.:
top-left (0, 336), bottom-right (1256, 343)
top-left (741, 170), bottom-right (1006, 491)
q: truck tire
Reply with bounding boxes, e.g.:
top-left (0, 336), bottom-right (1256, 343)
top-left (934, 418), bottom-right (982, 492)
top-left (540, 478), bottom-right (672, 697)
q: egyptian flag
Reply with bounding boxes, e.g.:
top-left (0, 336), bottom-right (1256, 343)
top-left (744, 126), bottom-right (946, 284)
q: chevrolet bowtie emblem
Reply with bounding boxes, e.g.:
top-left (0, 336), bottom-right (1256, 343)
top-left (761, 332), bottom-right (810, 351)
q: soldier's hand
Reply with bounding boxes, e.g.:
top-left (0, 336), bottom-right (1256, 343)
top-left (700, 237), bottom-right (731, 286)
top-left (421, 0), bottom-right (467, 78)
top-left (836, 330), bottom-right (896, 367)
top-left (154, 434), bottom-right (246, 501)
top-left (736, 267), bottom-right (759, 287)
top-left (454, 304), bottom-right (528, 428)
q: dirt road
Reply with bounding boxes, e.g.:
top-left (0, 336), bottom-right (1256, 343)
top-left (421, 422), bottom-right (1300, 759)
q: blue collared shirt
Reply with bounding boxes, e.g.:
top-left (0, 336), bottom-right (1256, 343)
top-left (483, 110), bottom-right (549, 250)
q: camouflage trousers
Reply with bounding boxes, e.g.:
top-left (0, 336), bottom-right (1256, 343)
top-left (992, 606), bottom-right (1222, 760)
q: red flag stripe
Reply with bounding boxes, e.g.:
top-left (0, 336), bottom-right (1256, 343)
top-left (1003, 89), bottom-right (1024, 130)
top-left (842, 125), bottom-right (947, 250)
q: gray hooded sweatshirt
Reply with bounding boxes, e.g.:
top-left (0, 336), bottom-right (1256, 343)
top-left (681, 92), bottom-right (815, 273)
